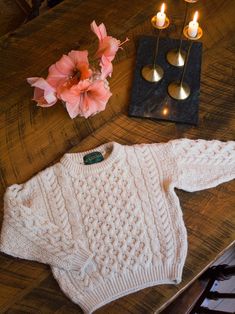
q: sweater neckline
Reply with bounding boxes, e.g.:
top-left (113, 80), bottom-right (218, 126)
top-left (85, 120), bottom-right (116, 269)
top-left (60, 142), bottom-right (122, 176)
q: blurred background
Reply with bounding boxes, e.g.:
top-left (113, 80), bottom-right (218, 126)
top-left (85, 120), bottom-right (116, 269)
top-left (0, 0), bottom-right (63, 37)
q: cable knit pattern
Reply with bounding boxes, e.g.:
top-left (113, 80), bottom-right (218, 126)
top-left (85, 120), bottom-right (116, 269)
top-left (1, 139), bottom-right (235, 314)
top-left (45, 170), bottom-right (72, 236)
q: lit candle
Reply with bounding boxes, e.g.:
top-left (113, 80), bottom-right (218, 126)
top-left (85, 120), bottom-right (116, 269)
top-left (188, 11), bottom-right (199, 37)
top-left (156, 3), bottom-right (166, 27)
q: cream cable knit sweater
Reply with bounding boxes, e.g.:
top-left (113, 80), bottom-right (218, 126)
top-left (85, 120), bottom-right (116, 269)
top-left (1, 139), bottom-right (235, 313)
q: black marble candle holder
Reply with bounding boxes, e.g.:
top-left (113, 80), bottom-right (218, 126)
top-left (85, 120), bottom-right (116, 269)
top-left (128, 36), bottom-right (203, 125)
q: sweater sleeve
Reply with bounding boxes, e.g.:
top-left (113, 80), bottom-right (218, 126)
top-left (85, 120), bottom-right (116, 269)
top-left (170, 139), bottom-right (235, 192)
top-left (0, 175), bottom-right (92, 272)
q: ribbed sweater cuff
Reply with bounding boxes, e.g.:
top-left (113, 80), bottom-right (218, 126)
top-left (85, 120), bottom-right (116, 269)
top-left (69, 247), bottom-right (93, 271)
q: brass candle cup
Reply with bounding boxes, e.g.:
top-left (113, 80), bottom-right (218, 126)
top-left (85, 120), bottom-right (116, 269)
top-left (168, 25), bottom-right (203, 100)
top-left (183, 25), bottom-right (203, 41)
top-left (141, 16), bottom-right (170, 83)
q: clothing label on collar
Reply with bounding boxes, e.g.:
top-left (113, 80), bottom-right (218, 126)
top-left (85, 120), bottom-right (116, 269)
top-left (83, 151), bottom-right (104, 165)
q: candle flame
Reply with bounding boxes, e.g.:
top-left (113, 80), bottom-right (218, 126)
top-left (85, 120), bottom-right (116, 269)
top-left (161, 3), bottom-right (165, 14)
top-left (193, 11), bottom-right (198, 23)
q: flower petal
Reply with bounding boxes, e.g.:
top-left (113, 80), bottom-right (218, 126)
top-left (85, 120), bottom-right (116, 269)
top-left (44, 91), bottom-right (57, 105)
top-left (65, 100), bottom-right (82, 119)
top-left (54, 54), bottom-right (74, 75)
top-left (68, 50), bottom-right (89, 66)
top-left (27, 77), bottom-right (54, 92)
top-left (59, 85), bottom-right (80, 104)
top-left (27, 77), bottom-right (57, 107)
top-left (91, 21), bottom-right (107, 41)
top-left (47, 64), bottom-right (69, 88)
top-left (88, 80), bottom-right (112, 103)
top-left (100, 55), bottom-right (113, 79)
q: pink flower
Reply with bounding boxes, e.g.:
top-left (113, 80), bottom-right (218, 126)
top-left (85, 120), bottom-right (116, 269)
top-left (91, 21), bottom-right (129, 79)
top-left (27, 77), bottom-right (57, 107)
top-left (27, 22), bottom-right (127, 118)
top-left (47, 50), bottom-right (92, 89)
top-left (91, 21), bottom-right (120, 62)
top-left (59, 79), bottom-right (112, 119)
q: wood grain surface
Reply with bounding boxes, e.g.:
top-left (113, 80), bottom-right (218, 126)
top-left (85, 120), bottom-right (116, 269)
top-left (0, 0), bottom-right (30, 37)
top-left (0, 0), bottom-right (235, 313)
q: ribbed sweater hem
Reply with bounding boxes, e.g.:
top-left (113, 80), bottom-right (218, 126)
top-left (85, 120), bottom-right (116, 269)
top-left (59, 263), bottom-right (184, 314)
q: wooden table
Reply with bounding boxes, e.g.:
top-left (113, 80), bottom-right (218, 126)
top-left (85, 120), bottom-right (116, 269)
top-left (0, 0), bottom-right (234, 313)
